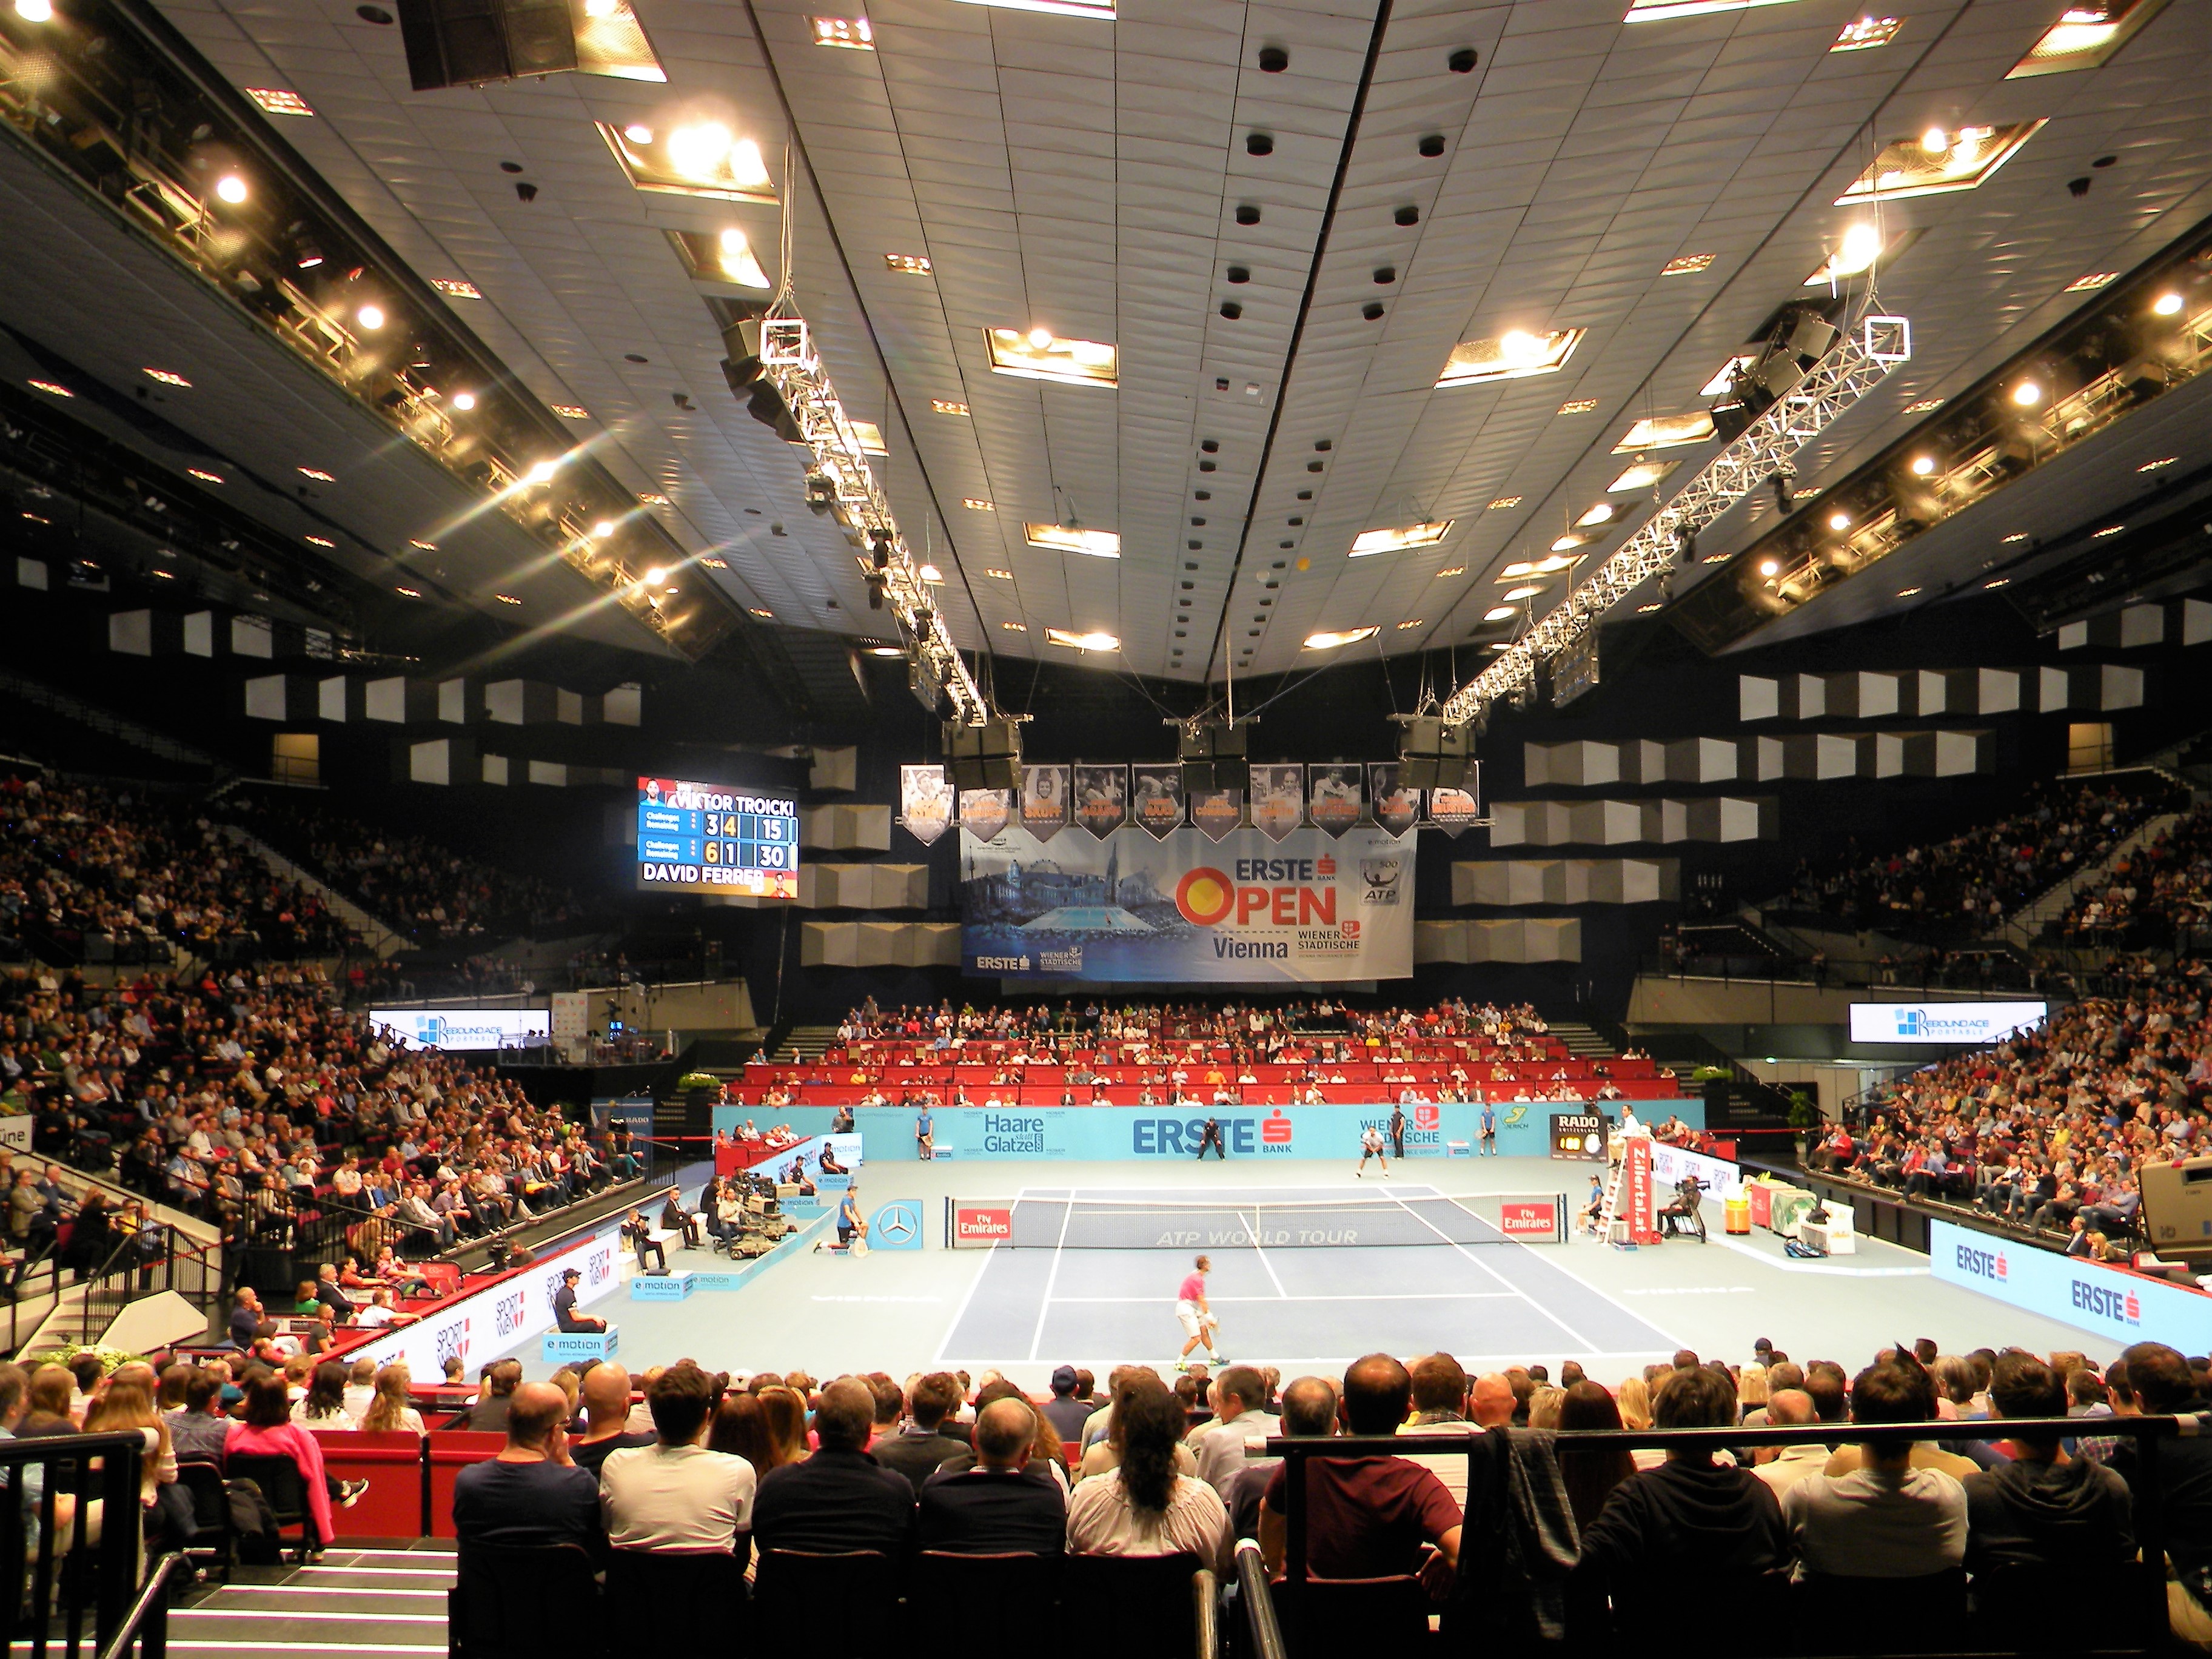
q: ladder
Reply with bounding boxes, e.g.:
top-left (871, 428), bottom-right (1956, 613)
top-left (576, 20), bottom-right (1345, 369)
top-left (1595, 1156), bottom-right (1634, 1248)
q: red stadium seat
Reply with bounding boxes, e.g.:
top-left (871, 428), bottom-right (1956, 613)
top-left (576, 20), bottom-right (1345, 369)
top-left (314, 1430), bottom-right (427, 1540)
top-left (426, 1432), bottom-right (508, 1538)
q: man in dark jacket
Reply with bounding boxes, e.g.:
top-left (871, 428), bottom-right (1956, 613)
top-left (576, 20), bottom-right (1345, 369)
top-left (917, 1398), bottom-right (1065, 1553)
top-left (873, 1372), bottom-right (968, 1495)
top-left (1963, 1353), bottom-right (2133, 1571)
top-left (1041, 1365), bottom-right (1090, 1443)
top-left (1573, 1364), bottom-right (1787, 1639)
top-left (752, 1377), bottom-right (914, 1555)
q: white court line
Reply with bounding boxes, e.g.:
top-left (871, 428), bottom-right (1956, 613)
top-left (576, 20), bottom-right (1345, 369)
top-left (1245, 1202), bottom-right (1290, 1300)
top-left (1712, 1237), bottom-right (1931, 1277)
top-left (1025, 1191), bottom-right (1077, 1362)
top-left (1381, 1187), bottom-right (1602, 1352)
top-left (1048, 1292), bottom-right (1521, 1304)
top-left (932, 1220), bottom-right (1001, 1366)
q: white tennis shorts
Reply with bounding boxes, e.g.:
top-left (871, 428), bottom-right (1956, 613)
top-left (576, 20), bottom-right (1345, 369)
top-left (1176, 1299), bottom-right (1209, 1338)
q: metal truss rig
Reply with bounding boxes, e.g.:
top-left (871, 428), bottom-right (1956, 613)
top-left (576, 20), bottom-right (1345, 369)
top-left (1439, 315), bottom-right (1912, 726)
top-left (757, 317), bottom-right (991, 726)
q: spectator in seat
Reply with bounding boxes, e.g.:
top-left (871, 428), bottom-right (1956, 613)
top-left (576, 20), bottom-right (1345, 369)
top-left (359, 1367), bottom-right (426, 1436)
top-left (226, 1373), bottom-right (366, 1552)
top-left (2091, 1342), bottom-right (2212, 1640)
top-left (1080, 1369), bottom-right (1199, 1481)
top-left (600, 1361), bottom-right (756, 1557)
top-left (464, 1360), bottom-right (523, 1433)
top-left (165, 1368), bottom-right (234, 1464)
top-left (1191, 1364), bottom-right (1279, 1501)
top-left (873, 1372), bottom-right (967, 1496)
top-left (227, 1288), bottom-right (261, 1350)
top-left (751, 1376), bottom-right (914, 1557)
top-left (570, 1362), bottom-right (654, 1475)
top-left (1469, 1371), bottom-right (1517, 1428)
top-left (1558, 1380), bottom-right (1638, 1536)
top-left (1574, 1364), bottom-right (1788, 1627)
top-left (1784, 1353), bottom-right (1966, 1577)
top-left (918, 1396), bottom-right (1067, 1554)
top-left (1041, 1364), bottom-right (1091, 1444)
top-left (1259, 1355), bottom-right (1463, 1586)
top-left (1394, 1352), bottom-right (1477, 1515)
top-left (292, 1361), bottom-right (352, 1429)
top-left (1962, 1353), bottom-right (2132, 1574)
top-left (1068, 1376), bottom-right (1231, 1574)
top-left (1751, 1391), bottom-right (1830, 1498)
top-left (451, 1381), bottom-right (601, 1556)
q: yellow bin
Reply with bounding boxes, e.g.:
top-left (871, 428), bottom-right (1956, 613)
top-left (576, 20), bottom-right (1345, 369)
top-left (1724, 1196), bottom-right (1752, 1235)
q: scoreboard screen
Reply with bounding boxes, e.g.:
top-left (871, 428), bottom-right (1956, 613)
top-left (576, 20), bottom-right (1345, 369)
top-left (635, 777), bottom-right (800, 898)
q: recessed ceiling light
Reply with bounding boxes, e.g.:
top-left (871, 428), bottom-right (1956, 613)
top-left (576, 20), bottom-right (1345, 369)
top-left (950, 0), bottom-right (1115, 18)
top-left (1485, 497), bottom-right (1522, 511)
top-left (714, 227), bottom-right (771, 289)
top-left (1636, 602), bottom-right (1662, 612)
top-left (2139, 455), bottom-right (2178, 472)
top-left (1614, 412), bottom-right (1714, 452)
top-left (1828, 511), bottom-right (1852, 531)
top-left (1350, 521), bottom-right (1453, 557)
top-left (1832, 15), bottom-right (1902, 50)
top-left (431, 278), bottom-right (481, 300)
top-left (1503, 585), bottom-right (1543, 601)
top-left (809, 15), bottom-right (874, 47)
top-left (571, 0), bottom-right (667, 81)
top-left (1624, 0), bottom-right (1805, 16)
top-left (1499, 561), bottom-right (1541, 579)
top-left (1575, 503), bottom-right (1615, 528)
top-left (1549, 534), bottom-right (1586, 553)
top-left (187, 468), bottom-right (222, 484)
top-left (1758, 559), bottom-right (1780, 577)
top-left (213, 173), bottom-right (249, 204)
top-left (917, 563), bottom-right (943, 582)
top-left (623, 123), bottom-right (654, 144)
top-left (395, 586), bottom-right (421, 597)
top-left (1558, 398), bottom-right (1598, 415)
top-left (2011, 381), bottom-right (2043, 406)
top-left (1483, 605), bottom-right (1518, 622)
top-left (1047, 627), bottom-right (1120, 651)
top-left (1436, 327), bottom-right (1584, 387)
top-left (985, 329), bottom-right (1118, 387)
top-left (1700, 354), bottom-right (1757, 398)
top-left (1435, 566), bottom-right (1466, 578)
top-left (1985, 577), bottom-right (2010, 589)
top-left (699, 557), bottom-right (728, 569)
top-left (449, 391), bottom-right (477, 412)
top-left (2008, 1), bottom-right (2168, 79)
top-left (523, 460), bottom-right (558, 485)
top-left (1909, 455), bottom-right (1936, 475)
top-left (1903, 397), bottom-right (1945, 413)
top-left (1836, 121), bottom-right (2043, 204)
top-left (931, 400), bottom-right (969, 417)
top-left (298, 467), bottom-right (335, 481)
top-left (495, 593), bottom-right (523, 605)
top-left (355, 303), bottom-right (386, 331)
top-left (1896, 586), bottom-right (1921, 597)
top-left (865, 644), bottom-right (904, 655)
top-left (2065, 272), bottom-right (2118, 293)
top-left (1607, 459), bottom-right (1679, 492)
top-left (984, 568), bottom-right (1014, 580)
top-left (1002, 620), bottom-right (1027, 631)
top-left (27, 380), bottom-right (70, 398)
top-left (1808, 222), bottom-right (1891, 285)
top-left (1660, 253), bottom-right (1715, 276)
top-left (2002, 532), bottom-right (2029, 544)
top-left (1302, 626), bottom-right (1379, 650)
top-left (590, 520), bottom-right (617, 539)
top-left (885, 253), bottom-right (933, 275)
top-left (637, 492), bottom-right (669, 505)
top-left (2153, 291), bottom-right (2185, 317)
top-left (143, 364), bottom-right (190, 386)
top-left (1703, 552), bottom-right (1729, 564)
top-left (1025, 524), bottom-right (1120, 558)
top-left (849, 419), bottom-right (887, 456)
top-left (964, 498), bottom-right (994, 512)
top-left (2093, 524), bottom-right (2125, 538)
top-left (13, 0), bottom-right (52, 20)
top-left (306, 535), bottom-right (335, 548)
top-left (751, 607), bottom-right (773, 618)
top-left (409, 539), bottom-right (438, 551)
top-left (150, 568), bottom-right (174, 580)
top-left (599, 122), bottom-right (774, 203)
top-left (1396, 618), bottom-right (1424, 629)
top-left (553, 405), bottom-right (591, 420)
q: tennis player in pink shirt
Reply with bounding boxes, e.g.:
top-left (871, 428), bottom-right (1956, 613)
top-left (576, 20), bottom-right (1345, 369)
top-left (1175, 1254), bottom-right (1223, 1371)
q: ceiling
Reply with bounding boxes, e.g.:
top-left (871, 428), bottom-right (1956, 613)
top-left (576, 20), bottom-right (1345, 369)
top-left (113, 0), bottom-right (2212, 687)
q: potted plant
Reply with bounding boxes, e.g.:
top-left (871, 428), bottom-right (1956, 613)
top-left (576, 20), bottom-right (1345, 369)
top-left (1787, 1089), bottom-right (1821, 1164)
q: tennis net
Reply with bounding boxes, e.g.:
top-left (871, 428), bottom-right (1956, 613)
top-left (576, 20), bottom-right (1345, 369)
top-left (943, 1191), bottom-right (1567, 1250)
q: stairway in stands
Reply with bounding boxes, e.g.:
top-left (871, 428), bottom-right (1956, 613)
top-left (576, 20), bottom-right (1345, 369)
top-left (768, 1025), bottom-right (839, 1064)
top-left (170, 1544), bottom-right (452, 1658)
top-left (1548, 1021), bottom-right (1618, 1063)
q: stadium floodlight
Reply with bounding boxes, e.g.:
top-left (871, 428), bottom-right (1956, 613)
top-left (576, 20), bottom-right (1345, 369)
top-left (1438, 313), bottom-right (1909, 726)
top-left (725, 313), bottom-right (990, 725)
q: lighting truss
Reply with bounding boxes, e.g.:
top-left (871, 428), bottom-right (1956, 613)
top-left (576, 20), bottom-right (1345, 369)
top-left (757, 317), bottom-right (990, 725)
top-left (1439, 314), bottom-right (1910, 725)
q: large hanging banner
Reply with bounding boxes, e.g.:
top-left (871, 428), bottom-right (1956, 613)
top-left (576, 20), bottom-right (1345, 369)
top-left (1427, 782), bottom-right (1480, 837)
top-left (959, 788), bottom-right (1011, 842)
top-left (1073, 763), bottom-right (1128, 839)
top-left (1249, 764), bottom-right (1304, 842)
top-left (1370, 763), bottom-right (1418, 837)
top-left (1020, 765), bottom-right (1071, 842)
top-left (1130, 765), bottom-right (1184, 840)
top-left (1307, 763), bottom-right (1364, 837)
top-left (1189, 788), bottom-right (1242, 842)
top-left (900, 764), bottom-right (954, 846)
top-left (958, 822), bottom-right (1414, 982)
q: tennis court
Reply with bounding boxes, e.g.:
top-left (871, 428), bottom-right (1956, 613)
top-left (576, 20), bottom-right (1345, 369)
top-left (934, 1184), bottom-right (1681, 1372)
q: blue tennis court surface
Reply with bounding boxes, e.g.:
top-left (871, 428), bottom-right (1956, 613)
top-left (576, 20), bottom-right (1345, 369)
top-left (937, 1185), bottom-right (1680, 1371)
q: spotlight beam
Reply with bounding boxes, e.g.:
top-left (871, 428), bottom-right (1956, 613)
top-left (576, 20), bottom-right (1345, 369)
top-left (1438, 313), bottom-right (1911, 725)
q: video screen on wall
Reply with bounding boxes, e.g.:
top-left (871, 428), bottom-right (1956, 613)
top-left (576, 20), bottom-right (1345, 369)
top-left (634, 776), bottom-right (801, 899)
top-left (371, 1008), bottom-right (551, 1051)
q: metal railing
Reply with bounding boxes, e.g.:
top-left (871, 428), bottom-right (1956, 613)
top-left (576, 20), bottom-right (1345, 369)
top-left (1236, 1540), bottom-right (1287, 1659)
top-left (70, 1231), bottom-right (221, 1350)
top-left (0, 1430), bottom-right (156, 1659)
top-left (1262, 1415), bottom-right (2187, 1654)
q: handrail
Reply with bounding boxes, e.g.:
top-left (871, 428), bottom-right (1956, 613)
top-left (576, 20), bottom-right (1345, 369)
top-left (0, 1430), bottom-right (150, 1659)
top-left (1261, 1416), bottom-right (2179, 1652)
top-left (95, 1550), bottom-right (181, 1659)
top-left (1191, 1566), bottom-right (1218, 1659)
top-left (1235, 1540), bottom-right (1287, 1659)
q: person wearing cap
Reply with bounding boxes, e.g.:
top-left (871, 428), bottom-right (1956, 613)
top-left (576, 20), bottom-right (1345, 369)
top-left (1041, 1365), bottom-right (1091, 1443)
top-left (552, 1267), bottom-right (605, 1334)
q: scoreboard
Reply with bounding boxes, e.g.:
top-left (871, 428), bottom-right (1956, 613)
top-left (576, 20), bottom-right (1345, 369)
top-left (634, 777), bottom-right (800, 898)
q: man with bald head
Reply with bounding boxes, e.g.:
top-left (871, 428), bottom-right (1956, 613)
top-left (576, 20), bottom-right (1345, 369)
top-left (752, 1376), bottom-right (916, 1557)
top-left (1752, 1390), bottom-right (1831, 1495)
top-left (1260, 1355), bottom-right (1463, 1584)
top-left (1470, 1372), bottom-right (1517, 1429)
top-left (917, 1396), bottom-right (1066, 1553)
top-left (569, 1362), bottom-right (654, 1474)
top-left (451, 1380), bottom-right (602, 1553)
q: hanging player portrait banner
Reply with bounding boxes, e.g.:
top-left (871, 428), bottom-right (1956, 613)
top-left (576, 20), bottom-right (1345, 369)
top-left (958, 822), bottom-right (1415, 982)
top-left (1073, 763), bottom-right (1128, 839)
top-left (1369, 763), bottom-right (1419, 837)
top-left (1130, 764), bottom-right (1185, 840)
top-left (1307, 763), bottom-right (1364, 837)
top-left (1020, 765), bottom-right (1071, 842)
top-left (958, 788), bottom-right (1011, 842)
top-left (1248, 764), bottom-right (1304, 843)
top-left (1427, 782), bottom-right (1481, 837)
top-left (1189, 788), bottom-right (1242, 842)
top-left (899, 764), bottom-right (954, 846)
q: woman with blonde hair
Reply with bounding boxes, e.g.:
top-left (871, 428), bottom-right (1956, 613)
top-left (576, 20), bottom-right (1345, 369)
top-left (1616, 1375), bottom-right (1665, 1469)
top-left (360, 1367), bottom-right (425, 1435)
top-left (84, 1380), bottom-right (190, 1548)
top-left (1527, 1386), bottom-right (1567, 1430)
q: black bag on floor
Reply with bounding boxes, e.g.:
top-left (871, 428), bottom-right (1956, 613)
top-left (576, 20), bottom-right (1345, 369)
top-left (227, 1477), bottom-right (282, 1564)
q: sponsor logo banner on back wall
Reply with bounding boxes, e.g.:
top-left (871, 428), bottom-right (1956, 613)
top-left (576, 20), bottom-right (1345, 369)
top-left (958, 823), bottom-right (1413, 982)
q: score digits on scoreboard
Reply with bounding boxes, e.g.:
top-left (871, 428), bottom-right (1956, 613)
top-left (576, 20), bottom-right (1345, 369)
top-left (635, 777), bottom-right (801, 898)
